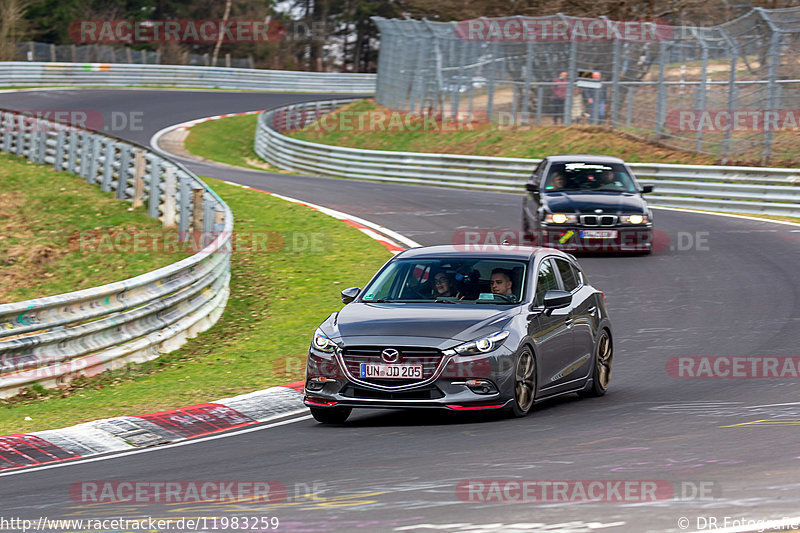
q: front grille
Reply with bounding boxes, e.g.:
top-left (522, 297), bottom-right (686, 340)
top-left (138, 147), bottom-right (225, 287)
top-left (342, 346), bottom-right (443, 386)
top-left (580, 215), bottom-right (618, 227)
top-left (340, 384), bottom-right (445, 400)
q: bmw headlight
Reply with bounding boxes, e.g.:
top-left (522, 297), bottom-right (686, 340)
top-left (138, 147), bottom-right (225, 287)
top-left (312, 329), bottom-right (336, 353)
top-left (621, 214), bottom-right (648, 224)
top-left (544, 213), bottom-right (578, 224)
top-left (444, 331), bottom-right (510, 356)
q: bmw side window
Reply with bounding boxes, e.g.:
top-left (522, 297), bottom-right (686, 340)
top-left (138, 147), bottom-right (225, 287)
top-left (530, 161), bottom-right (544, 188)
top-left (535, 259), bottom-right (559, 305)
top-left (555, 259), bottom-right (579, 292)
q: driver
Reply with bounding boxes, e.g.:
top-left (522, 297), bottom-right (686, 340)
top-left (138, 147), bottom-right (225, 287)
top-left (597, 170), bottom-right (617, 189)
top-left (490, 268), bottom-right (514, 298)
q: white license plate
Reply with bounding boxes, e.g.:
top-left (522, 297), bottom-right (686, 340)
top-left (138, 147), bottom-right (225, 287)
top-left (359, 363), bottom-right (423, 379)
top-left (580, 230), bottom-right (618, 239)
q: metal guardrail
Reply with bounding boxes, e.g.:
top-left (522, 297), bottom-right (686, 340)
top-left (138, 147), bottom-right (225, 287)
top-left (0, 108), bottom-right (233, 398)
top-left (255, 99), bottom-right (800, 217)
top-left (0, 62), bottom-right (376, 93)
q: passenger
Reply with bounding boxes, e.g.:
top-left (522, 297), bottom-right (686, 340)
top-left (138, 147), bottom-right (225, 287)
top-left (490, 268), bottom-right (514, 299)
top-left (549, 172), bottom-right (567, 190)
top-left (433, 272), bottom-right (461, 299)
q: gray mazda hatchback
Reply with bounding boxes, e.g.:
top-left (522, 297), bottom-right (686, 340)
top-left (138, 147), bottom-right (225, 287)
top-left (304, 245), bottom-right (612, 423)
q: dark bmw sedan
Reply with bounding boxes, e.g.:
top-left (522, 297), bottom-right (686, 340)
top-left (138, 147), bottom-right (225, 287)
top-left (522, 155), bottom-right (654, 253)
top-left (304, 245), bottom-right (613, 423)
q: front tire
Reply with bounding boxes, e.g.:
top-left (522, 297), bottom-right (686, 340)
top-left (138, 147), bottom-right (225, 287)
top-left (580, 329), bottom-right (612, 397)
top-left (509, 347), bottom-right (537, 417)
top-left (309, 406), bottom-right (352, 424)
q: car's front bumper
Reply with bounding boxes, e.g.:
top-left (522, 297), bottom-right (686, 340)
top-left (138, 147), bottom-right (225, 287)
top-left (304, 345), bottom-right (516, 411)
top-left (538, 225), bottom-right (652, 252)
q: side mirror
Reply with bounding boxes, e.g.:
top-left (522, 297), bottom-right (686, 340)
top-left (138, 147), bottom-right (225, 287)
top-left (543, 290), bottom-right (572, 314)
top-left (525, 182), bottom-right (539, 193)
top-left (341, 287), bottom-right (361, 304)
top-left (641, 184), bottom-right (653, 194)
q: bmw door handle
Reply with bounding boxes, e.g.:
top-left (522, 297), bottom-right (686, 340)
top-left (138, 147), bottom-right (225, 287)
top-left (587, 306), bottom-right (597, 314)
top-left (564, 317), bottom-right (573, 328)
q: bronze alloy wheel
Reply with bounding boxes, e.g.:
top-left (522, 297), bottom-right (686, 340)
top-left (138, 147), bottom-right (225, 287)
top-left (596, 331), bottom-right (612, 390)
top-left (511, 347), bottom-right (537, 417)
top-left (581, 329), bottom-right (612, 398)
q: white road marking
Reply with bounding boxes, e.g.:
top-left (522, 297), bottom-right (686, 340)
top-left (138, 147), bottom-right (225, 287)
top-left (0, 413), bottom-right (311, 478)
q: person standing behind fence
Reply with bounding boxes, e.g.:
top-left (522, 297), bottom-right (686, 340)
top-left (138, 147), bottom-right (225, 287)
top-left (586, 71), bottom-right (607, 125)
top-left (551, 72), bottom-right (568, 124)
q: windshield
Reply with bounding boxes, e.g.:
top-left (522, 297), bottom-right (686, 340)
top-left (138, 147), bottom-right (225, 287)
top-left (360, 258), bottom-right (528, 304)
top-left (544, 162), bottom-right (637, 193)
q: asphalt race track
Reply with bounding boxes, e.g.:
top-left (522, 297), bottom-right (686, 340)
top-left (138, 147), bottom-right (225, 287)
top-left (1, 90), bottom-right (799, 533)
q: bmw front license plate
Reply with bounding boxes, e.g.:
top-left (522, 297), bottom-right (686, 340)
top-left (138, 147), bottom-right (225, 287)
top-left (360, 363), bottom-right (423, 379)
top-left (580, 230), bottom-right (618, 239)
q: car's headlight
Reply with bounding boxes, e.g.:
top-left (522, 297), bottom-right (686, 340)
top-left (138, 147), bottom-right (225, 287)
top-left (312, 329), bottom-right (336, 353)
top-left (544, 213), bottom-right (578, 224)
top-left (443, 331), bottom-right (510, 356)
top-left (621, 214), bottom-right (649, 224)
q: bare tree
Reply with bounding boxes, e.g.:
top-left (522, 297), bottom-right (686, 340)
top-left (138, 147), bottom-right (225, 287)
top-left (0, 0), bottom-right (27, 61)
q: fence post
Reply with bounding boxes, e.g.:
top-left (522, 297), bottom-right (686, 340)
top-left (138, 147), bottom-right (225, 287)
top-left (655, 41), bottom-right (669, 139)
top-left (610, 36), bottom-right (621, 129)
top-left (757, 9), bottom-right (781, 164)
top-left (721, 30), bottom-right (738, 164)
top-left (564, 18), bottom-right (577, 126)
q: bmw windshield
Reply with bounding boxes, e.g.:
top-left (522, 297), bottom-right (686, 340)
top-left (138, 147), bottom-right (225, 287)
top-left (359, 258), bottom-right (528, 304)
top-left (544, 162), bottom-right (637, 193)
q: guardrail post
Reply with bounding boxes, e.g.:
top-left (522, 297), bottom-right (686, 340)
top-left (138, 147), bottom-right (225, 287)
top-left (36, 130), bottom-right (47, 164)
top-left (67, 131), bottom-right (78, 173)
top-left (163, 166), bottom-right (177, 228)
top-left (101, 140), bottom-right (115, 192)
top-left (87, 136), bottom-right (101, 184)
top-left (191, 187), bottom-right (204, 236)
top-left (79, 132), bottom-right (91, 178)
top-left (116, 144), bottom-right (131, 200)
top-left (55, 131), bottom-right (66, 171)
top-left (1, 113), bottom-right (12, 152)
top-left (178, 175), bottom-right (191, 240)
top-left (203, 194), bottom-right (214, 240)
top-left (15, 116), bottom-right (26, 156)
top-left (148, 157), bottom-right (163, 219)
top-left (132, 150), bottom-right (147, 208)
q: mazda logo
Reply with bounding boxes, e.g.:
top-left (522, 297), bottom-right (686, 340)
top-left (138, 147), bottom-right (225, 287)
top-left (381, 348), bottom-right (400, 363)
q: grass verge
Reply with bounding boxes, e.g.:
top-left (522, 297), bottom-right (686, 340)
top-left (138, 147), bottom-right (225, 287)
top-left (0, 152), bottom-right (189, 303)
top-left (0, 178), bottom-right (391, 434)
top-left (287, 99), bottom-right (720, 165)
top-left (183, 114), bottom-right (287, 172)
